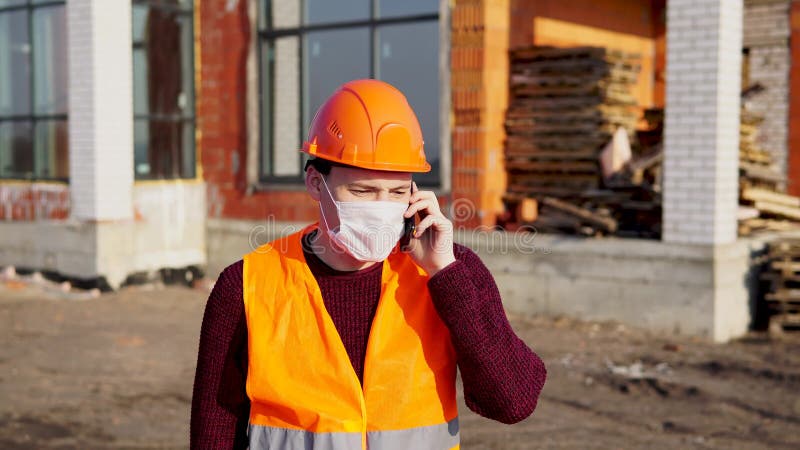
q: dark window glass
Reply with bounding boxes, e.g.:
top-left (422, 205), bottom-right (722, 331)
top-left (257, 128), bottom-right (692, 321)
top-left (133, 4), bottom-right (148, 43)
top-left (134, 120), bottom-right (150, 176)
top-left (258, 0), bottom-right (441, 185)
top-left (304, 28), bottom-right (371, 130)
top-left (0, 121), bottom-right (33, 178)
top-left (378, 0), bottom-right (438, 18)
top-left (132, 1), bottom-right (196, 179)
top-left (0, 11), bottom-right (31, 116)
top-left (33, 6), bottom-right (68, 115)
top-left (377, 21), bottom-right (440, 185)
top-left (305, 0), bottom-right (370, 25)
top-left (260, 40), bottom-right (274, 176)
top-left (34, 119), bottom-right (68, 179)
top-left (0, 1), bottom-right (68, 181)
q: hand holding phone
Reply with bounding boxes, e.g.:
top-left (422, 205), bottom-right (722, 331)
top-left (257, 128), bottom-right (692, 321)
top-left (400, 181), bottom-right (456, 275)
top-left (400, 182), bottom-right (416, 252)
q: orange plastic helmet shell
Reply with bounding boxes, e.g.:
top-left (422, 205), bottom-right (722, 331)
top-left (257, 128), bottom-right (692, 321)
top-left (301, 79), bottom-right (431, 173)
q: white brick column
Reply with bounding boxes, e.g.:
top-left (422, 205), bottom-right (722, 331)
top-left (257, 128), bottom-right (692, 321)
top-left (663, 0), bottom-right (743, 245)
top-left (68, 0), bottom-right (134, 221)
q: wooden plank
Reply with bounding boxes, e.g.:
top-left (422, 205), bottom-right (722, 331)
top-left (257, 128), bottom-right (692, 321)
top-left (770, 260), bottom-right (800, 273)
top-left (510, 68), bottom-right (639, 86)
top-left (506, 186), bottom-right (588, 198)
top-left (505, 136), bottom-right (605, 152)
top-left (753, 201), bottom-right (800, 221)
top-left (509, 173), bottom-right (599, 183)
top-left (773, 314), bottom-right (800, 325)
top-left (766, 289), bottom-right (800, 302)
top-left (741, 187), bottom-right (800, 208)
top-left (505, 160), bottom-right (598, 173)
top-left (510, 45), bottom-right (642, 62)
top-left (508, 96), bottom-right (606, 111)
top-left (511, 135), bottom-right (608, 150)
top-left (540, 197), bottom-right (618, 232)
top-left (505, 148), bottom-right (599, 160)
top-left (629, 147), bottom-right (664, 172)
top-left (506, 122), bottom-right (606, 135)
top-left (740, 162), bottom-right (785, 183)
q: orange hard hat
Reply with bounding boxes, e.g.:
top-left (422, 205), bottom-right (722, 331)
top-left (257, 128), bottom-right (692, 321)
top-left (301, 79), bottom-right (431, 173)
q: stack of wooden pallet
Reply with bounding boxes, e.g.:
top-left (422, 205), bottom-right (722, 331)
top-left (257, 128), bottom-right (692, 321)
top-left (737, 106), bottom-right (799, 234)
top-left (759, 239), bottom-right (800, 332)
top-left (505, 46), bottom-right (641, 198)
top-left (499, 51), bottom-right (800, 239)
top-left (500, 183), bottom-right (662, 238)
top-left (739, 110), bottom-right (784, 192)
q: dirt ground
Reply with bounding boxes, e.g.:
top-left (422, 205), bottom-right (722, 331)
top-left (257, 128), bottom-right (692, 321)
top-left (1, 279), bottom-right (799, 450)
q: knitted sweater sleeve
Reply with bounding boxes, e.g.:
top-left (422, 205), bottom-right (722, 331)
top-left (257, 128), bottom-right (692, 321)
top-left (427, 244), bottom-right (547, 424)
top-left (190, 260), bottom-right (250, 449)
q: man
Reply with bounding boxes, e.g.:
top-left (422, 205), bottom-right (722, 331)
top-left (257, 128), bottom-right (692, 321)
top-left (191, 79), bottom-right (546, 449)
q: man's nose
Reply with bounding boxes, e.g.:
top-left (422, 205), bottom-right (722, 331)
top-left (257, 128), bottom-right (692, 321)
top-left (375, 190), bottom-right (390, 201)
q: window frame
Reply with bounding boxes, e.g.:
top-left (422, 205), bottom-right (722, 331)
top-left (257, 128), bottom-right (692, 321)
top-left (131, 0), bottom-right (197, 181)
top-left (0, 0), bottom-right (68, 182)
top-left (256, 0), bottom-right (441, 186)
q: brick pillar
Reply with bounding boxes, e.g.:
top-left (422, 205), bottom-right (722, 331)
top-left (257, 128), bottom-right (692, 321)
top-left (67, 0), bottom-right (134, 221)
top-left (450, 0), bottom-right (508, 229)
top-left (662, 0), bottom-right (743, 245)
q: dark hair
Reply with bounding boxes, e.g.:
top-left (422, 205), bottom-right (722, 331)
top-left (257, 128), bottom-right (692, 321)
top-left (304, 157), bottom-right (350, 176)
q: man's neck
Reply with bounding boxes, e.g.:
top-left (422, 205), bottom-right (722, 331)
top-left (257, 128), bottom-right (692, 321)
top-left (305, 228), bottom-right (380, 272)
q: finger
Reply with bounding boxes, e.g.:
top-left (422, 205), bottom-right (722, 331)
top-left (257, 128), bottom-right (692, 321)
top-left (409, 188), bottom-right (438, 204)
top-left (414, 214), bottom-right (452, 238)
top-left (404, 198), bottom-right (440, 218)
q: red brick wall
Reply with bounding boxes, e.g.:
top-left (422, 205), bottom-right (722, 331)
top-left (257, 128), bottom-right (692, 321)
top-left (0, 183), bottom-right (70, 221)
top-left (198, 0), bottom-right (317, 222)
top-left (509, 0), bottom-right (665, 110)
top-left (510, 0), bottom-right (659, 48)
top-left (789, 0), bottom-right (800, 196)
top-left (451, 0), bottom-right (509, 229)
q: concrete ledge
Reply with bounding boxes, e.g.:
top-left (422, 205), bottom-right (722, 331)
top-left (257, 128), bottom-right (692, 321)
top-left (205, 219), bottom-right (791, 342)
top-left (458, 230), bottom-right (769, 342)
top-left (0, 183), bottom-right (207, 289)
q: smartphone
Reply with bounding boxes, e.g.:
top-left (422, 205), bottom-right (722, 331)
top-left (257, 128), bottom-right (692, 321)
top-left (399, 182), bottom-right (416, 252)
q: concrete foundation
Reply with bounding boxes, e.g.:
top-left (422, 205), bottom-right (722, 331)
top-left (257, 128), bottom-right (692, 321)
top-left (0, 183), bottom-right (206, 289)
top-left (205, 219), bottom-right (786, 343)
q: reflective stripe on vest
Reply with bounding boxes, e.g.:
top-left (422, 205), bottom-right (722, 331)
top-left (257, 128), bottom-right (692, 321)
top-left (248, 417), bottom-right (459, 450)
top-left (243, 224), bottom-right (459, 450)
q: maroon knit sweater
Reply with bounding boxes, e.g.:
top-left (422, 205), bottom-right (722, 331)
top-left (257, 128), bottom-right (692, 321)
top-left (190, 234), bottom-right (546, 449)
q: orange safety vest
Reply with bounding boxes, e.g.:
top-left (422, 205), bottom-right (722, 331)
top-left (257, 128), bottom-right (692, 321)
top-left (243, 224), bottom-right (460, 450)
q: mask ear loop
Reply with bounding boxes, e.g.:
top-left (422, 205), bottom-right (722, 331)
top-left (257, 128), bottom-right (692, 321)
top-left (317, 174), bottom-right (338, 234)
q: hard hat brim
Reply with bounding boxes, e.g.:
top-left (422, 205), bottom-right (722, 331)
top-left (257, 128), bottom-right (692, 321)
top-left (299, 148), bottom-right (432, 173)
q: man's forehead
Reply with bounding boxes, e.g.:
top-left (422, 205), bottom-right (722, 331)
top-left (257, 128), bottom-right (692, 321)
top-left (331, 166), bottom-right (412, 186)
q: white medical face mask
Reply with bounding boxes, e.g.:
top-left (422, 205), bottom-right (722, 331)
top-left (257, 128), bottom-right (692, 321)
top-left (318, 175), bottom-right (408, 262)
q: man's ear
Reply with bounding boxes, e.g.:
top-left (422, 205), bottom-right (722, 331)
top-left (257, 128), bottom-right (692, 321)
top-left (305, 166), bottom-right (323, 202)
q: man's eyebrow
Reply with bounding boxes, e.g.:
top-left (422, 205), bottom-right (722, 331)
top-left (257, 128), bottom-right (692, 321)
top-left (346, 183), bottom-right (380, 190)
top-left (389, 183), bottom-right (412, 191)
top-left (346, 182), bottom-right (411, 191)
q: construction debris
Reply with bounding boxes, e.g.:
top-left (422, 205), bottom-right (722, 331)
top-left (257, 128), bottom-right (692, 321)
top-left (0, 265), bottom-right (101, 301)
top-left (501, 46), bottom-right (660, 238)
top-left (505, 46), bottom-right (641, 197)
top-left (737, 105), bottom-right (800, 234)
top-left (759, 239), bottom-right (800, 333)
top-left (501, 57), bottom-right (800, 238)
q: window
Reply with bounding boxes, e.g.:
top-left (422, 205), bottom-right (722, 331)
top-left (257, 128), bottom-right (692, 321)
top-left (258, 0), bottom-right (441, 185)
top-left (0, 0), bottom-right (68, 181)
top-left (132, 0), bottom-right (196, 180)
